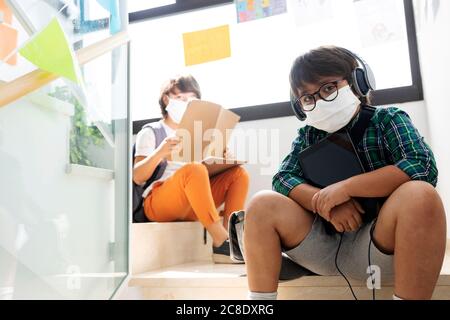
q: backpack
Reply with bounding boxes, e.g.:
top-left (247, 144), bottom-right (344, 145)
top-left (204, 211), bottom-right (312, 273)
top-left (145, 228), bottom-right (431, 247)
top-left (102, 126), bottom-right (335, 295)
top-left (132, 121), bottom-right (168, 223)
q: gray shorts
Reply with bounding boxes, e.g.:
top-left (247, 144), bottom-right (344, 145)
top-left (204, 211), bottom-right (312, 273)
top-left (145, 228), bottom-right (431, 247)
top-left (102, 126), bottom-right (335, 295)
top-left (283, 215), bottom-right (394, 283)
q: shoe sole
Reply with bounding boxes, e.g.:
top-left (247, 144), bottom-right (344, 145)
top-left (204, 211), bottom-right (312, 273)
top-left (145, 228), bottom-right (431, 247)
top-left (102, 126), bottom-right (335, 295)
top-left (212, 253), bottom-right (245, 264)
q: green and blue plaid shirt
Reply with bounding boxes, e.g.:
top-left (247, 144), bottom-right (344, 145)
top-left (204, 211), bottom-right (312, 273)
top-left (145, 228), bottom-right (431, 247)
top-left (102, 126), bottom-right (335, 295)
top-left (273, 107), bottom-right (438, 196)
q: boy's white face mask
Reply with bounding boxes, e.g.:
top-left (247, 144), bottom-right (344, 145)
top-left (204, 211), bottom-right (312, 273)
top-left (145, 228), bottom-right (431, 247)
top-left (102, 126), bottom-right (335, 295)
top-left (166, 99), bottom-right (190, 124)
top-left (304, 85), bottom-right (361, 133)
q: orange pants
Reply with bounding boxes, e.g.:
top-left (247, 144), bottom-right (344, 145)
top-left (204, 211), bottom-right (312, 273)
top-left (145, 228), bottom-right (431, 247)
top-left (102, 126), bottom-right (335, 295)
top-left (144, 163), bottom-right (249, 227)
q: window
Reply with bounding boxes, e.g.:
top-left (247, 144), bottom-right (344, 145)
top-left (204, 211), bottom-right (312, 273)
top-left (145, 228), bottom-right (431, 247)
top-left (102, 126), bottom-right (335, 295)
top-left (128, 0), bottom-right (175, 13)
top-left (129, 0), bottom-right (422, 131)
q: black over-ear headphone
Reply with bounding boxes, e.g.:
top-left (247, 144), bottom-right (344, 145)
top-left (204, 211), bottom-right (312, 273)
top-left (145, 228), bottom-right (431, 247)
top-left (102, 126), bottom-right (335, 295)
top-left (290, 48), bottom-right (376, 121)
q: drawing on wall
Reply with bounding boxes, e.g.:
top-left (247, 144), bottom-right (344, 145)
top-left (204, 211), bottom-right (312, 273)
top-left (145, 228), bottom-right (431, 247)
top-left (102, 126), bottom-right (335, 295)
top-left (235, 0), bottom-right (287, 23)
top-left (354, 0), bottom-right (404, 48)
top-left (0, 0), bottom-right (12, 24)
top-left (0, 0), bottom-right (17, 65)
top-left (290, 0), bottom-right (333, 27)
top-left (183, 25), bottom-right (231, 66)
top-left (0, 24), bottom-right (18, 65)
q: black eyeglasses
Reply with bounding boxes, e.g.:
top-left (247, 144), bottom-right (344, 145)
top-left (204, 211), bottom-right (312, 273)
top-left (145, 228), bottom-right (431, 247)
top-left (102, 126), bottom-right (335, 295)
top-left (296, 80), bottom-right (345, 112)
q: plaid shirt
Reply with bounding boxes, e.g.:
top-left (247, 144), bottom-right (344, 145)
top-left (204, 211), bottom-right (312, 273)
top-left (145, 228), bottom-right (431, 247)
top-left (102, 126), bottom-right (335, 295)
top-left (273, 107), bottom-right (438, 196)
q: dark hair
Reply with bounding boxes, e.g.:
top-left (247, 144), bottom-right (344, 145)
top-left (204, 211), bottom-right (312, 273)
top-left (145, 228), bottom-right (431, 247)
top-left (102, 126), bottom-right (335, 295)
top-left (158, 75), bottom-right (202, 118)
top-left (289, 46), bottom-right (371, 105)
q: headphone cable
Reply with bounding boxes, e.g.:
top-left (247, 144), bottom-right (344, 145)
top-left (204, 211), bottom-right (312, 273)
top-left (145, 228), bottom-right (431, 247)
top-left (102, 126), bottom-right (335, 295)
top-left (368, 220), bottom-right (377, 300)
top-left (335, 232), bottom-right (358, 300)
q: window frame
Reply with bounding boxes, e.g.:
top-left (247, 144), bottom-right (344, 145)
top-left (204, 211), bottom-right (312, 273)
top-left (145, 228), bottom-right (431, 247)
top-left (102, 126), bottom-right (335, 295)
top-left (129, 0), bottom-right (422, 134)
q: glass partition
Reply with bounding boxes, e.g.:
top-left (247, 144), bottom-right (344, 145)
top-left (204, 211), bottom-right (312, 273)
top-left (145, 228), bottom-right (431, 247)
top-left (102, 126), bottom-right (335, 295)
top-left (0, 0), bottom-right (129, 299)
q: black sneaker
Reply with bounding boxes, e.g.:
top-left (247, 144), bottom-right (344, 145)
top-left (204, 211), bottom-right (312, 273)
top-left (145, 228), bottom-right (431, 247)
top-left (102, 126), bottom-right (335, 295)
top-left (212, 240), bottom-right (244, 264)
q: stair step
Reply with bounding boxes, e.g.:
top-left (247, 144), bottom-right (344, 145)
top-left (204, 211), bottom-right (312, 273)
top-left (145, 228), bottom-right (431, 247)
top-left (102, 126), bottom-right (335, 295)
top-left (129, 252), bottom-right (450, 300)
top-left (131, 222), bottom-right (212, 275)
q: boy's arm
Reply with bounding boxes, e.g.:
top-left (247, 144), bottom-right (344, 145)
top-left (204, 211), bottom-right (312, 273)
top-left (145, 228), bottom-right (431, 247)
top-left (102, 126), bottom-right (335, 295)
top-left (272, 132), bottom-right (309, 199)
top-left (272, 131), bottom-right (322, 211)
top-left (311, 165), bottom-right (410, 216)
top-left (288, 183), bottom-right (320, 212)
top-left (346, 165), bottom-right (410, 198)
top-left (133, 152), bottom-right (164, 185)
top-left (274, 130), bottom-right (365, 228)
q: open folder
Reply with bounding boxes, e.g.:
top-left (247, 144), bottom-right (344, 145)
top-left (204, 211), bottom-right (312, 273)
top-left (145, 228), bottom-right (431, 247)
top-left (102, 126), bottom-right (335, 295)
top-left (170, 100), bottom-right (247, 177)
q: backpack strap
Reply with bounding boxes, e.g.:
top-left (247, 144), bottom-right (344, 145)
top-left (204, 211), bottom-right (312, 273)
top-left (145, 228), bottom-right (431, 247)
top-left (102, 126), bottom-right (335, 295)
top-left (142, 121), bottom-right (167, 149)
top-left (348, 105), bottom-right (376, 147)
top-left (132, 121), bottom-right (169, 223)
top-left (136, 121), bottom-right (169, 185)
top-left (347, 105), bottom-right (382, 225)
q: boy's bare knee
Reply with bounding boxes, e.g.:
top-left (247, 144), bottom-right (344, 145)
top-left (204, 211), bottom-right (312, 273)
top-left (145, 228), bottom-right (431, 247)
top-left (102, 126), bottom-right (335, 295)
top-left (246, 190), bottom-right (281, 226)
top-left (391, 181), bottom-right (446, 232)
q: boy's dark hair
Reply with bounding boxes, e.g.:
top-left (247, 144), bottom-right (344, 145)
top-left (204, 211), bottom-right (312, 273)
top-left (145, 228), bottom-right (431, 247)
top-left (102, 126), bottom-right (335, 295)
top-left (289, 46), bottom-right (372, 105)
top-left (158, 75), bottom-right (202, 118)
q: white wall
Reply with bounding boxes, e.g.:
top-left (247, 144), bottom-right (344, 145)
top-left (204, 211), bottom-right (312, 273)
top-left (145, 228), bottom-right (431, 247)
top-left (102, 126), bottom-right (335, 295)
top-left (413, 0), bottom-right (450, 236)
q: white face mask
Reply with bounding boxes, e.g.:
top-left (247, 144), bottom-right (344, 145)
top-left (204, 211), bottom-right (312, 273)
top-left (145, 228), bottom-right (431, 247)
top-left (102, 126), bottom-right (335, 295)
top-left (304, 85), bottom-right (361, 133)
top-left (166, 99), bottom-right (189, 124)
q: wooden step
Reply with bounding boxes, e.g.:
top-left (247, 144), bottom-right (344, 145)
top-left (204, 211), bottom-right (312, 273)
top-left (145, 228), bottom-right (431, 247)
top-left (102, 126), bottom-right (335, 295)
top-left (131, 222), bottom-right (213, 275)
top-left (129, 252), bottom-right (450, 300)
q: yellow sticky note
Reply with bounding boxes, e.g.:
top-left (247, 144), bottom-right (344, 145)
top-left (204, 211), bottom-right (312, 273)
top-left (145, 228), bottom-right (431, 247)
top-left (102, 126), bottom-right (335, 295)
top-left (0, 23), bottom-right (18, 65)
top-left (19, 17), bottom-right (82, 84)
top-left (0, 0), bottom-right (13, 24)
top-left (183, 25), bottom-right (231, 66)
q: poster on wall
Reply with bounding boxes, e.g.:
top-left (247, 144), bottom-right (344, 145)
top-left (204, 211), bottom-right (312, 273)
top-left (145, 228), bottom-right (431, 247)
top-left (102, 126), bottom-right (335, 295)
top-left (0, 0), bottom-right (12, 24)
top-left (235, 0), bottom-right (287, 23)
top-left (290, 0), bottom-right (334, 27)
top-left (354, 0), bottom-right (405, 48)
top-left (0, 0), bottom-right (18, 65)
top-left (182, 25), bottom-right (231, 66)
top-left (0, 23), bottom-right (18, 65)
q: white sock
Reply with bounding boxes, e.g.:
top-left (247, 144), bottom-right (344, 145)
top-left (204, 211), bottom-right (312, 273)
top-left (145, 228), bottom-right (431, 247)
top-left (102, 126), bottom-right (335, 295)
top-left (393, 294), bottom-right (403, 300)
top-left (248, 291), bottom-right (278, 300)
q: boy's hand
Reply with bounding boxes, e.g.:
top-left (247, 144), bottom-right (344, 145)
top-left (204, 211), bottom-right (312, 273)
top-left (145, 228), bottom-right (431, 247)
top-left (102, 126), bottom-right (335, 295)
top-left (156, 136), bottom-right (181, 158)
top-left (311, 180), bottom-right (351, 220)
top-left (329, 199), bottom-right (365, 233)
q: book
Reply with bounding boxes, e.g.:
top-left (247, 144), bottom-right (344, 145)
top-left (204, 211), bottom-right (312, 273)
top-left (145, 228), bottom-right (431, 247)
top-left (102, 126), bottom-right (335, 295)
top-left (202, 156), bottom-right (247, 177)
top-left (170, 100), bottom-right (246, 177)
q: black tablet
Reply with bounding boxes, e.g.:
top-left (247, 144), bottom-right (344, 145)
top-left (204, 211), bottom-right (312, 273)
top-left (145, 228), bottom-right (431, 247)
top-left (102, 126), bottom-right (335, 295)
top-left (298, 130), bottom-right (365, 188)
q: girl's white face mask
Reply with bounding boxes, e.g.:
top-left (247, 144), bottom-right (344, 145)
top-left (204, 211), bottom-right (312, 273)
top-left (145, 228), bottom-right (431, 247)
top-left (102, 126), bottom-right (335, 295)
top-left (165, 99), bottom-right (190, 124)
top-left (304, 85), bottom-right (361, 133)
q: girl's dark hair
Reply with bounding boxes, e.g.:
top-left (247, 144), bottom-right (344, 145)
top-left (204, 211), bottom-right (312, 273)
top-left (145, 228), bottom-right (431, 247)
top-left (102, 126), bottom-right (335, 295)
top-left (158, 75), bottom-right (202, 118)
top-left (289, 46), bottom-right (371, 105)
